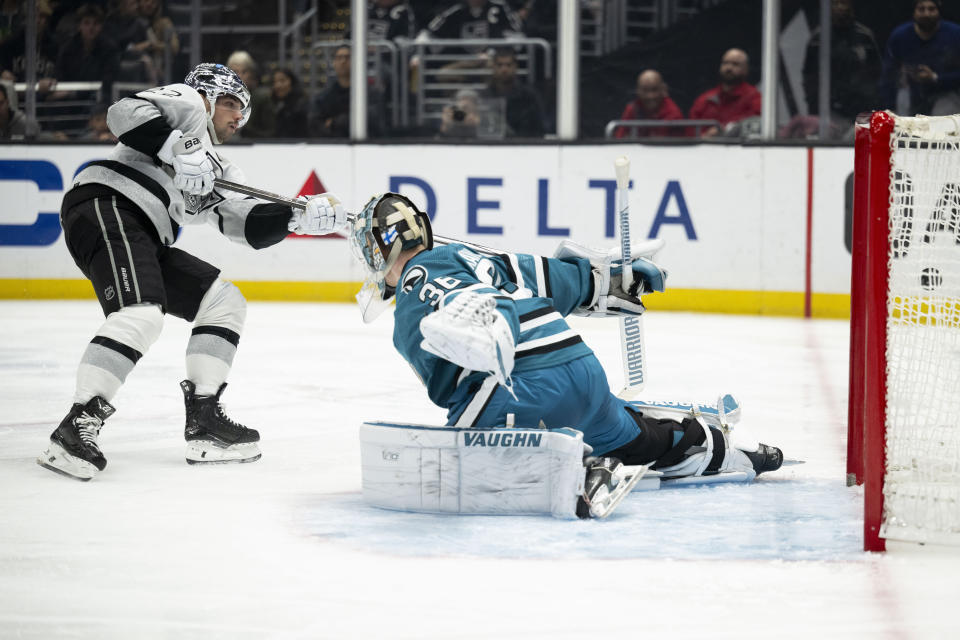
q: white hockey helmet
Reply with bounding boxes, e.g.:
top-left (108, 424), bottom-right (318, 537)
top-left (184, 63), bottom-right (251, 142)
top-left (350, 193), bottom-right (433, 322)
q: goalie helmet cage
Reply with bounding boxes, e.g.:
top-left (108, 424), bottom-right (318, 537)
top-left (848, 111), bottom-right (960, 552)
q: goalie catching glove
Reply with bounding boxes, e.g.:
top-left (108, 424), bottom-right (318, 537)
top-left (419, 290), bottom-right (516, 393)
top-left (554, 239), bottom-right (667, 317)
top-left (157, 129), bottom-right (218, 196)
top-left (289, 193), bottom-right (348, 235)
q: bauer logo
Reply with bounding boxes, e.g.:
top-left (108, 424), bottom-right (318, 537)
top-left (462, 432), bottom-right (542, 447)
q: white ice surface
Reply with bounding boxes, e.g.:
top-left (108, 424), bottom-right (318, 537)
top-left (1, 301), bottom-right (958, 639)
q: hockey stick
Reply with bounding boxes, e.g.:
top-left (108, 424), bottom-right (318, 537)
top-left (213, 178), bottom-right (469, 245)
top-left (615, 156), bottom-right (647, 398)
top-left (214, 178), bottom-right (348, 216)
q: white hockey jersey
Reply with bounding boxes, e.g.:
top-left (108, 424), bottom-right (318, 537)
top-left (69, 83), bottom-right (290, 249)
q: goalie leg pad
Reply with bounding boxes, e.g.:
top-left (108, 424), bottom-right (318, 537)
top-left (624, 394), bottom-right (741, 430)
top-left (360, 422), bottom-right (589, 518)
top-left (610, 411), bottom-right (756, 480)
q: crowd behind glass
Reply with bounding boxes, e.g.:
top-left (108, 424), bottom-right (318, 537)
top-left (1, 0), bottom-right (957, 142)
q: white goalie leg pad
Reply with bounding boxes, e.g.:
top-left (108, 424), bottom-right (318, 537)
top-left (625, 393), bottom-right (741, 430)
top-left (419, 290), bottom-right (515, 391)
top-left (360, 422), bottom-right (589, 518)
top-left (627, 394), bottom-right (765, 463)
top-left (653, 415), bottom-right (757, 482)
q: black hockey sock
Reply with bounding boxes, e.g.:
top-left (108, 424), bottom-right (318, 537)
top-left (606, 409), bottom-right (678, 465)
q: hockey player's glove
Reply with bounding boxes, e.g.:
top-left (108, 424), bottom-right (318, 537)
top-left (588, 257), bottom-right (668, 316)
top-left (158, 129), bottom-right (218, 196)
top-left (419, 291), bottom-right (516, 393)
top-left (554, 239), bottom-right (667, 318)
top-left (289, 193), bottom-right (347, 235)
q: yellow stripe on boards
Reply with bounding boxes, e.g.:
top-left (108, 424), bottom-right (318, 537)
top-left (0, 279), bottom-right (852, 318)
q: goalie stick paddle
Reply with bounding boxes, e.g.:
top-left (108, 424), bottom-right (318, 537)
top-left (615, 156), bottom-right (647, 398)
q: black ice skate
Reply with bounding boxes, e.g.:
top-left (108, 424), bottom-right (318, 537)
top-left (181, 380), bottom-right (261, 465)
top-left (744, 443), bottom-right (783, 475)
top-left (37, 396), bottom-right (115, 481)
top-left (576, 456), bottom-right (647, 519)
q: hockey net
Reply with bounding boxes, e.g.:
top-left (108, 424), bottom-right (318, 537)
top-left (848, 111), bottom-right (960, 551)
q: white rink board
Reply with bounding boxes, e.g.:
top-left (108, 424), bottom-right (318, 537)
top-left (0, 143), bottom-right (854, 295)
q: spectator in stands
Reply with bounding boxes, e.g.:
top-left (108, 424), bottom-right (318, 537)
top-left (313, 45), bottom-right (352, 138)
top-left (105, 0), bottom-right (155, 84)
top-left (369, 0), bottom-right (417, 42)
top-left (227, 50), bottom-right (275, 138)
top-left (481, 47), bottom-right (544, 137)
top-left (271, 67), bottom-right (309, 138)
top-left (437, 88), bottom-right (481, 138)
top-left (409, 1), bottom-right (439, 26)
top-left (138, 0), bottom-right (180, 84)
top-left (881, 0), bottom-right (960, 116)
top-left (424, 0), bottom-right (522, 41)
top-left (54, 4), bottom-right (120, 96)
top-left (688, 48), bottom-right (762, 138)
top-left (614, 69), bottom-right (689, 139)
top-left (0, 79), bottom-right (39, 140)
top-left (0, 0), bottom-right (20, 45)
top-left (77, 102), bottom-right (116, 141)
top-left (415, 0), bottom-right (524, 85)
top-left (803, 0), bottom-right (881, 133)
top-left (0, 0), bottom-right (58, 87)
top-left (513, 0), bottom-right (556, 42)
top-left (313, 45), bottom-right (386, 138)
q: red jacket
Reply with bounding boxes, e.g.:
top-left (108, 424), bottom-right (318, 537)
top-left (688, 81), bottom-right (762, 127)
top-left (614, 96), bottom-right (689, 138)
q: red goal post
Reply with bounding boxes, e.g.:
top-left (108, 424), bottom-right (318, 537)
top-left (848, 111), bottom-right (960, 552)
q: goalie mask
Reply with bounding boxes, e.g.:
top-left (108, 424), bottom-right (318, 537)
top-left (350, 192), bottom-right (433, 322)
top-left (184, 63), bottom-right (251, 143)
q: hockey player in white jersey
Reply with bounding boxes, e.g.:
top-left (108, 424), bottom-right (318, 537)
top-left (349, 193), bottom-right (784, 516)
top-left (37, 63), bottom-right (348, 481)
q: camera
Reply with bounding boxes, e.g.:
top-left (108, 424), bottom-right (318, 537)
top-left (452, 108), bottom-right (466, 122)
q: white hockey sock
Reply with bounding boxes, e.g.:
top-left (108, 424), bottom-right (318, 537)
top-left (186, 280), bottom-right (245, 396)
top-left (185, 334), bottom-right (235, 396)
top-left (74, 304), bottom-right (163, 404)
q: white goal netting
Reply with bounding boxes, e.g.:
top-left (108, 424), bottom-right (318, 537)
top-left (883, 115), bottom-right (960, 546)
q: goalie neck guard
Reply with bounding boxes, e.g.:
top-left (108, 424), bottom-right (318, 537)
top-left (350, 193), bottom-right (433, 322)
top-left (184, 63), bottom-right (251, 143)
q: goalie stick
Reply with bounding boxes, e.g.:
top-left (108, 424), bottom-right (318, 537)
top-left (615, 156), bottom-right (647, 398)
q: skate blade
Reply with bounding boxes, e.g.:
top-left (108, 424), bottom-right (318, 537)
top-left (36, 442), bottom-right (97, 481)
top-left (185, 441), bottom-right (261, 465)
top-left (589, 464), bottom-right (649, 518)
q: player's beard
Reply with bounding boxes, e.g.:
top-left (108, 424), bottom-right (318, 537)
top-left (215, 121), bottom-right (237, 143)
